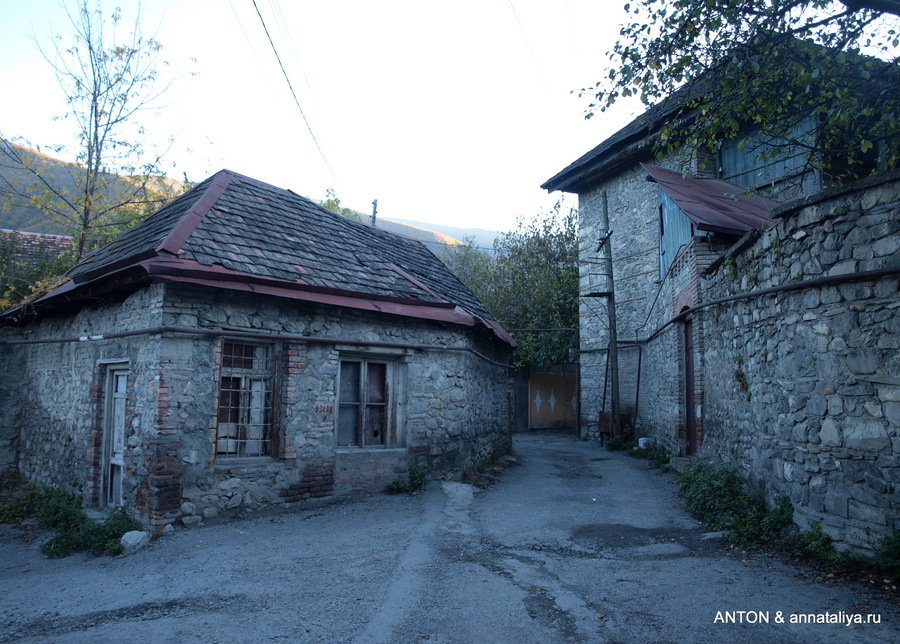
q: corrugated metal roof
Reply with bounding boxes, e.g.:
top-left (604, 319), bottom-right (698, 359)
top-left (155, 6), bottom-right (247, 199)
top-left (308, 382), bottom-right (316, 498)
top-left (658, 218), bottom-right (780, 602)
top-left (641, 164), bottom-right (777, 235)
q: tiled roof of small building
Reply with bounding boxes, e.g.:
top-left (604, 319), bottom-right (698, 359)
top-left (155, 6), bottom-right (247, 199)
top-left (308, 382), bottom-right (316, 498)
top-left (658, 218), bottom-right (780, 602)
top-left (0, 229), bottom-right (73, 268)
top-left (34, 170), bottom-right (513, 345)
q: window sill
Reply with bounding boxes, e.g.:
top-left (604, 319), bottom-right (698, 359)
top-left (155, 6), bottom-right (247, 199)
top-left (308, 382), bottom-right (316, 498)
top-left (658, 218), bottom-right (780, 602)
top-left (335, 446), bottom-right (406, 454)
top-left (213, 456), bottom-right (276, 471)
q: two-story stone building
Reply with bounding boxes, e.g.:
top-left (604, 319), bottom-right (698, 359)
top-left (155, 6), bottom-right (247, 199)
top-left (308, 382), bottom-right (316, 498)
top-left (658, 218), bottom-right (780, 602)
top-left (544, 92), bottom-right (900, 551)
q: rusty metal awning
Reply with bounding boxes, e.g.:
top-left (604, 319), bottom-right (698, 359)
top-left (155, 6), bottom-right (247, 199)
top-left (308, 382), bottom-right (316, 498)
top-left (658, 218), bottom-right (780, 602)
top-left (641, 163), bottom-right (777, 235)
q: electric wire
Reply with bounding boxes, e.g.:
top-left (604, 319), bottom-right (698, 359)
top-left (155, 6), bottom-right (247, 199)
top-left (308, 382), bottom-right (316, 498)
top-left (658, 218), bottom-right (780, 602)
top-left (251, 0), bottom-right (342, 192)
top-left (267, 0), bottom-right (319, 107)
top-left (507, 0), bottom-right (545, 86)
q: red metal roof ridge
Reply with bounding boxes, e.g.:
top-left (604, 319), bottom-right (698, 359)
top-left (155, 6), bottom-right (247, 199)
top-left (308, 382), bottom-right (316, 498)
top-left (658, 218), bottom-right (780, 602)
top-left (155, 170), bottom-right (234, 256)
top-left (385, 262), bottom-right (448, 303)
top-left (641, 163), bottom-right (776, 233)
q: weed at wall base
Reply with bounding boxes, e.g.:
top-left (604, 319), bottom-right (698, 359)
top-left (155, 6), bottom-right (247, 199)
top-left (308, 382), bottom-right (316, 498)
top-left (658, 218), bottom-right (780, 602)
top-left (874, 530), bottom-right (900, 584)
top-left (0, 471), bottom-right (141, 558)
top-left (386, 466), bottom-right (426, 494)
top-left (675, 461), bottom-right (792, 548)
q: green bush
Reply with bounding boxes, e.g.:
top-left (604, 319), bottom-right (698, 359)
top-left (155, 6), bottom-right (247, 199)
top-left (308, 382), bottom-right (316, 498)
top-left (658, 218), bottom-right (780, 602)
top-left (628, 442), bottom-right (673, 471)
top-left (386, 465), bottom-right (426, 494)
top-left (0, 469), bottom-right (39, 522)
top-left (37, 487), bottom-right (141, 558)
top-left (874, 530), bottom-right (900, 584)
top-left (0, 472), bottom-right (141, 558)
top-left (604, 432), bottom-right (637, 451)
top-left (676, 462), bottom-right (793, 547)
top-left (785, 522), bottom-right (856, 566)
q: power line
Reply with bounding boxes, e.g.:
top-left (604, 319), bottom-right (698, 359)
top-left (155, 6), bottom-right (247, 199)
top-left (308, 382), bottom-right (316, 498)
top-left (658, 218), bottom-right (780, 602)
top-left (508, 0), bottom-right (546, 87)
top-left (267, 0), bottom-right (319, 107)
top-left (251, 0), bottom-right (342, 192)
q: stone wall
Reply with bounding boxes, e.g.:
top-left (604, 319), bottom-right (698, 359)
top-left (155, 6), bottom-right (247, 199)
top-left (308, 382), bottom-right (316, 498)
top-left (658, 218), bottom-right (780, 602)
top-left (578, 165), bottom-right (661, 435)
top-left (0, 282), bottom-right (513, 528)
top-left (0, 284), bottom-right (165, 496)
top-left (577, 158), bottom-right (726, 443)
top-left (700, 172), bottom-right (900, 550)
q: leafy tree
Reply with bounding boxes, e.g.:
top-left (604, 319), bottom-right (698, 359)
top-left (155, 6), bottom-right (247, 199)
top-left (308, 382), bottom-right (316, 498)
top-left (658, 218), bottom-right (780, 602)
top-left (581, 0), bottom-right (900, 179)
top-left (322, 188), bottom-right (362, 221)
top-left (0, 0), bottom-right (180, 261)
top-left (439, 234), bottom-right (494, 299)
top-left (442, 201), bottom-right (579, 371)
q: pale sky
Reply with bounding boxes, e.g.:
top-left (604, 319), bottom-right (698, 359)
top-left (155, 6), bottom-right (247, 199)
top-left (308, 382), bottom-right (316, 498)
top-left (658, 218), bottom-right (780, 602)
top-left (0, 0), bottom-right (643, 234)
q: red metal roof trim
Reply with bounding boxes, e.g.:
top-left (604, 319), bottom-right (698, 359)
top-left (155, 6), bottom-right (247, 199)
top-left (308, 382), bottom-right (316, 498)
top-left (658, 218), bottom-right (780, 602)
top-left (641, 164), bottom-right (777, 235)
top-left (152, 274), bottom-right (507, 336)
top-left (155, 171), bottom-right (233, 255)
top-left (140, 257), bottom-right (459, 309)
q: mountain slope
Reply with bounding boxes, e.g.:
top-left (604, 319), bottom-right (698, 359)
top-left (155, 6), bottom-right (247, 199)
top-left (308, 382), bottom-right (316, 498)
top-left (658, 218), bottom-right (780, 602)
top-left (0, 143), bottom-right (498, 255)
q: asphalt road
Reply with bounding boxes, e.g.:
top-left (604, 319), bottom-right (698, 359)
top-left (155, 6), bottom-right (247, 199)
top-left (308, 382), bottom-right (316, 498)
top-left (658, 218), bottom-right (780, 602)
top-left (1, 431), bottom-right (897, 643)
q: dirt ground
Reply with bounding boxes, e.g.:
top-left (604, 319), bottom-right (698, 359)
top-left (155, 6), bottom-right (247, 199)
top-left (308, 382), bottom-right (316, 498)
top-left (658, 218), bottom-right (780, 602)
top-left (1, 431), bottom-right (898, 643)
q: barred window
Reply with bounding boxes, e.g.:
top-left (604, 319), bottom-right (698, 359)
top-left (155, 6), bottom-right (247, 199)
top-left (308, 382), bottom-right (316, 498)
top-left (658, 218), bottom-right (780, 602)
top-left (217, 341), bottom-right (274, 457)
top-left (338, 359), bottom-right (389, 447)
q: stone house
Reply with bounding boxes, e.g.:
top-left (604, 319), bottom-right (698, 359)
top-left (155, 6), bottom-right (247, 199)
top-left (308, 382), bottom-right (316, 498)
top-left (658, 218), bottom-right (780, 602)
top-left (0, 170), bottom-right (515, 529)
top-left (543, 96), bottom-right (900, 550)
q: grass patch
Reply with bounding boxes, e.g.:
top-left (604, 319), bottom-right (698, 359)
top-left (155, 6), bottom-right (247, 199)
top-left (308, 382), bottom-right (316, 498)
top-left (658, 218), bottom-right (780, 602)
top-left (0, 468), bottom-right (141, 558)
top-left (674, 463), bottom-right (899, 592)
top-left (784, 521), bottom-right (857, 566)
top-left (874, 530), bottom-right (900, 585)
top-left (628, 442), bottom-right (674, 471)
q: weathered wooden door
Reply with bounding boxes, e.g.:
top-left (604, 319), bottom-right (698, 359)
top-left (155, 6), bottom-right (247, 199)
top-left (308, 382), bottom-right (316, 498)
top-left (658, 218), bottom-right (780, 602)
top-left (103, 368), bottom-right (128, 507)
top-left (684, 316), bottom-right (697, 455)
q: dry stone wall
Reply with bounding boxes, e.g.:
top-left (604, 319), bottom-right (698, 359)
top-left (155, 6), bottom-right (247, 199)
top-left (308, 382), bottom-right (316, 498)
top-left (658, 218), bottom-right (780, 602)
top-left (701, 172), bottom-right (900, 550)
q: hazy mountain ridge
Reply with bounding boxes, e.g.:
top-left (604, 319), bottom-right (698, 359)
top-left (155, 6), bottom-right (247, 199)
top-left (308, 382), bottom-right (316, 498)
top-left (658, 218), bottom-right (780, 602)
top-left (0, 142), bottom-right (184, 236)
top-left (0, 143), bottom-right (499, 257)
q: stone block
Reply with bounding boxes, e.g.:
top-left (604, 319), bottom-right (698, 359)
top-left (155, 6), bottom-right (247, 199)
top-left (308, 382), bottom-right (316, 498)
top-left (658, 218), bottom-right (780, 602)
top-left (843, 416), bottom-right (890, 452)
top-left (120, 530), bottom-right (151, 555)
top-left (874, 235), bottom-right (900, 257)
top-left (885, 402), bottom-right (900, 427)
top-left (819, 418), bottom-right (841, 446)
top-left (847, 348), bottom-right (881, 375)
top-left (848, 500), bottom-right (887, 525)
top-left (218, 478), bottom-right (243, 491)
top-left (854, 473), bottom-right (890, 503)
top-left (824, 493), bottom-right (849, 518)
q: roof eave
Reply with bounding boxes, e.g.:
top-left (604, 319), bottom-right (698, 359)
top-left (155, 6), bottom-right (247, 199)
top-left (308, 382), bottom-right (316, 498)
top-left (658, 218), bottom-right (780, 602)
top-left (4, 258), bottom-right (517, 347)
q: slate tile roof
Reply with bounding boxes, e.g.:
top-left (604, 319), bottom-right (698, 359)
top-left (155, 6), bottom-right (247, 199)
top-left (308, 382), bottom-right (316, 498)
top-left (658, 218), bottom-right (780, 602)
top-left (41, 170), bottom-right (512, 344)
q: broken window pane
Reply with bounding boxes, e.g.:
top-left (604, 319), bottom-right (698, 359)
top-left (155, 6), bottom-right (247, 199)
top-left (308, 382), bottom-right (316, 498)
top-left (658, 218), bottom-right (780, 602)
top-left (217, 341), bottom-right (274, 456)
top-left (338, 359), bottom-right (389, 447)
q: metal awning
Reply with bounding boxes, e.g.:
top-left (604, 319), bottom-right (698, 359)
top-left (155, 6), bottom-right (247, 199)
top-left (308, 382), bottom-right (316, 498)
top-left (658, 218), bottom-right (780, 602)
top-left (641, 163), bottom-right (777, 235)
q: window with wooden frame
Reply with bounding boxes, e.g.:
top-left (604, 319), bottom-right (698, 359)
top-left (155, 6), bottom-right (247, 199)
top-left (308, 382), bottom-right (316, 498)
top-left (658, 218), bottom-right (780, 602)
top-left (217, 340), bottom-right (275, 457)
top-left (337, 359), bottom-right (390, 447)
